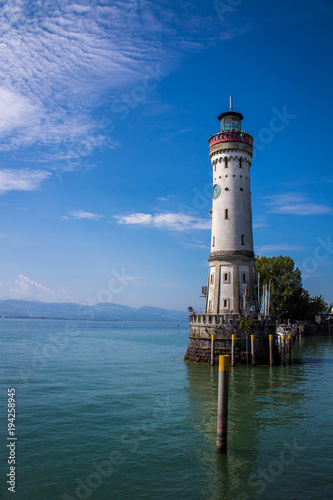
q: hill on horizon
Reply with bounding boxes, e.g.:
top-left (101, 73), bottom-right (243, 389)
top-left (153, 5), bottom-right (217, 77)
top-left (0, 299), bottom-right (189, 322)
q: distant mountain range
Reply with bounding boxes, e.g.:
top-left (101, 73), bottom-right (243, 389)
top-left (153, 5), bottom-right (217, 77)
top-left (0, 299), bottom-right (189, 322)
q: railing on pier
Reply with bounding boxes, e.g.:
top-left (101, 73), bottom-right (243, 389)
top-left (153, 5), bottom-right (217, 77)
top-left (189, 314), bottom-right (240, 326)
top-left (189, 313), bottom-right (277, 327)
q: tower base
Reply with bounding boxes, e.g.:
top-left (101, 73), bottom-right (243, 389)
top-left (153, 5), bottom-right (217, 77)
top-left (184, 314), bottom-right (278, 364)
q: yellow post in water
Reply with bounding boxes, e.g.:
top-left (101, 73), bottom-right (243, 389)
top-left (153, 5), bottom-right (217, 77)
top-left (251, 334), bottom-right (255, 366)
top-left (288, 333), bottom-right (292, 364)
top-left (281, 334), bottom-right (286, 365)
top-left (217, 355), bottom-right (229, 452)
top-left (211, 334), bottom-right (215, 365)
top-left (231, 334), bottom-right (236, 366)
top-left (269, 334), bottom-right (274, 366)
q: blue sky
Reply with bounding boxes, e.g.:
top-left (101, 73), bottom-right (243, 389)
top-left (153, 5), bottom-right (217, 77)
top-left (0, 0), bottom-right (332, 311)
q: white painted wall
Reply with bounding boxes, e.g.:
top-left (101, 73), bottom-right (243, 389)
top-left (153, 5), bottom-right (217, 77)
top-left (239, 265), bottom-right (249, 298)
top-left (219, 265), bottom-right (233, 310)
top-left (207, 266), bottom-right (215, 311)
top-left (210, 152), bottom-right (253, 254)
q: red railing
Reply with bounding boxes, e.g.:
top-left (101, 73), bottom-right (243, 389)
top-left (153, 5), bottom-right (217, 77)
top-left (209, 131), bottom-right (253, 147)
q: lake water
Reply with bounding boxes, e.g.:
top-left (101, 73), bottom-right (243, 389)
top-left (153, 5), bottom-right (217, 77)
top-left (0, 318), bottom-right (332, 499)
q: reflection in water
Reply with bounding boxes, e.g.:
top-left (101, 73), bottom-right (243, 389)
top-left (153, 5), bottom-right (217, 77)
top-left (185, 336), bottom-right (333, 499)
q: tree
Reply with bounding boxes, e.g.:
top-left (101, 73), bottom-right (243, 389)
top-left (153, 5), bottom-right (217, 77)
top-left (255, 255), bottom-right (327, 321)
top-left (239, 316), bottom-right (254, 335)
top-left (307, 295), bottom-right (327, 319)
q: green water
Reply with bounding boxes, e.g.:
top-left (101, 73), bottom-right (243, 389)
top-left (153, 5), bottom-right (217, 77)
top-left (0, 319), bottom-right (332, 499)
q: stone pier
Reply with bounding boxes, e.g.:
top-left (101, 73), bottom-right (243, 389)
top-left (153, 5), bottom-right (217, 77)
top-left (184, 314), bottom-right (278, 364)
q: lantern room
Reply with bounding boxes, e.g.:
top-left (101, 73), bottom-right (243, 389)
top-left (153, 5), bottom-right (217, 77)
top-left (217, 110), bottom-right (244, 132)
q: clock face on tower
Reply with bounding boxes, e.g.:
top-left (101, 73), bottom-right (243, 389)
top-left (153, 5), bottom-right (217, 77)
top-left (212, 184), bottom-right (220, 199)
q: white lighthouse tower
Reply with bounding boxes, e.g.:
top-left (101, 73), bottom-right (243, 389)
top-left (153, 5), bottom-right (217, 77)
top-left (205, 97), bottom-right (256, 316)
top-left (185, 101), bottom-right (276, 364)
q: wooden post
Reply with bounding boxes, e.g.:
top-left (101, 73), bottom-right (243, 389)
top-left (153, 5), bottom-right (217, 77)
top-left (288, 333), bottom-right (292, 364)
top-left (281, 334), bottom-right (286, 364)
top-left (231, 334), bottom-right (236, 366)
top-left (216, 355), bottom-right (229, 452)
top-left (269, 334), bottom-right (274, 366)
top-left (251, 334), bottom-right (255, 366)
top-left (211, 334), bottom-right (215, 365)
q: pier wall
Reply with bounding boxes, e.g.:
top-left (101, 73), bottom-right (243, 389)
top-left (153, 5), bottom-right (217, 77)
top-left (184, 315), bottom-right (277, 364)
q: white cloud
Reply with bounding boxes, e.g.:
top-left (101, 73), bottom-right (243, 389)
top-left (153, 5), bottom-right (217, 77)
top-left (0, 88), bottom-right (43, 137)
top-left (157, 194), bottom-right (175, 201)
top-left (62, 210), bottom-right (104, 220)
top-left (10, 275), bottom-right (52, 295)
top-left (0, 169), bottom-right (51, 194)
top-left (265, 193), bottom-right (332, 215)
top-left (115, 212), bottom-right (211, 231)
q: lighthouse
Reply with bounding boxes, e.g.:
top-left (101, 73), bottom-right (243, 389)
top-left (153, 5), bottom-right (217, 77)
top-left (184, 99), bottom-right (276, 365)
top-left (205, 97), bottom-right (256, 316)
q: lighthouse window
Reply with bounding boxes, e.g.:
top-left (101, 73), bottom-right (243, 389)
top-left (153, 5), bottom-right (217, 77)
top-left (239, 158), bottom-right (242, 168)
top-left (223, 273), bottom-right (230, 283)
top-left (241, 234), bottom-right (245, 245)
top-left (242, 273), bottom-right (246, 282)
top-left (223, 299), bottom-right (229, 308)
top-left (224, 158), bottom-right (228, 168)
top-left (212, 236), bottom-right (215, 247)
top-left (210, 274), bottom-right (214, 284)
top-left (225, 209), bottom-right (229, 219)
top-left (214, 164), bottom-right (216, 172)
top-left (225, 187), bottom-right (230, 191)
top-left (240, 188), bottom-right (244, 191)
top-left (224, 119), bottom-right (231, 131)
top-left (225, 174), bottom-right (228, 177)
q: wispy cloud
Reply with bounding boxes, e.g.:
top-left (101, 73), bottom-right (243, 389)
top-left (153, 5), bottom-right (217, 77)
top-left (184, 242), bottom-right (210, 249)
top-left (158, 126), bottom-right (193, 142)
top-left (322, 177), bottom-right (333, 184)
top-left (10, 274), bottom-right (52, 295)
top-left (256, 244), bottom-right (305, 254)
top-left (253, 220), bottom-right (268, 229)
top-left (115, 212), bottom-right (211, 231)
top-left (0, 1), bottom-right (171, 152)
top-left (157, 194), bottom-right (175, 201)
top-left (265, 193), bottom-right (332, 215)
top-left (62, 210), bottom-right (104, 220)
top-left (0, 169), bottom-right (51, 194)
top-left (0, 1), bottom-right (245, 157)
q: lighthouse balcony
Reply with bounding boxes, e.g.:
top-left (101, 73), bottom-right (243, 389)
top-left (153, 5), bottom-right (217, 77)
top-left (208, 131), bottom-right (253, 148)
